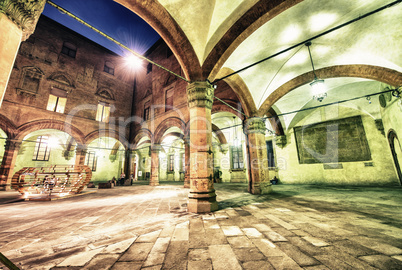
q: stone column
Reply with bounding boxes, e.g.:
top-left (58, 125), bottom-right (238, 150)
top-left (150, 144), bottom-right (161, 186)
top-left (187, 81), bottom-right (218, 213)
top-left (0, 139), bottom-right (22, 190)
top-left (183, 137), bottom-right (190, 188)
top-left (0, 0), bottom-right (46, 107)
top-left (244, 117), bottom-right (272, 194)
top-left (75, 145), bottom-right (87, 166)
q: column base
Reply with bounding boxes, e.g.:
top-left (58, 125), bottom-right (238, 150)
top-left (149, 180), bottom-right (159, 186)
top-left (0, 183), bottom-right (11, 191)
top-left (250, 182), bottom-right (273, 195)
top-left (183, 182), bottom-right (190, 188)
top-left (188, 190), bottom-right (218, 213)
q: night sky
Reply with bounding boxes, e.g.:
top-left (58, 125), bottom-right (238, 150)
top-left (42, 0), bottom-right (160, 56)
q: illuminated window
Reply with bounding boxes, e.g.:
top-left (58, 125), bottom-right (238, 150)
top-left (61, 41), bottom-right (77, 58)
top-left (143, 101), bottom-right (150, 121)
top-left (168, 154), bottom-right (174, 171)
top-left (231, 146), bottom-right (244, 169)
top-left (33, 136), bottom-right (50, 161)
top-left (96, 102), bottom-right (110, 122)
top-left (85, 151), bottom-right (97, 171)
top-left (47, 88), bottom-right (67, 113)
top-left (165, 88), bottom-right (173, 112)
top-left (104, 61), bottom-right (114, 75)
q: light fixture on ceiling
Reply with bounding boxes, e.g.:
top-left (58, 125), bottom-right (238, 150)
top-left (306, 41), bottom-right (327, 102)
top-left (233, 117), bottom-right (240, 147)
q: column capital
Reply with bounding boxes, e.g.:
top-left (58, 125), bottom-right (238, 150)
top-left (4, 139), bottom-right (22, 151)
top-left (186, 81), bottom-right (214, 109)
top-left (244, 117), bottom-right (266, 135)
top-left (75, 145), bottom-right (88, 155)
top-left (0, 0), bottom-right (46, 41)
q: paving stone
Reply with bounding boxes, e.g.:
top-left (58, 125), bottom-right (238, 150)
top-left (82, 254), bottom-right (120, 270)
top-left (58, 247), bottom-right (104, 267)
top-left (287, 236), bottom-right (325, 256)
top-left (142, 265), bottom-right (162, 270)
top-left (242, 227), bottom-right (263, 238)
top-left (302, 236), bottom-right (330, 247)
top-left (262, 230), bottom-right (288, 242)
top-left (136, 230), bottom-right (161, 243)
top-left (187, 260), bottom-right (213, 270)
top-left (359, 254), bottom-right (402, 270)
top-left (265, 214), bottom-right (298, 230)
top-left (188, 248), bottom-right (210, 261)
top-left (392, 255), bottom-right (402, 261)
top-left (142, 250), bottom-right (166, 267)
top-left (276, 242), bottom-right (320, 267)
top-left (111, 261), bottom-right (142, 270)
top-left (221, 226), bottom-right (243, 236)
top-left (163, 240), bottom-right (188, 269)
top-left (332, 239), bottom-right (379, 256)
top-left (241, 260), bottom-right (274, 269)
top-left (205, 229), bottom-right (228, 245)
top-left (252, 238), bottom-right (286, 257)
top-left (118, 242), bottom-right (154, 261)
top-left (303, 265), bottom-right (330, 269)
top-left (233, 247), bottom-right (266, 261)
top-left (150, 237), bottom-right (170, 253)
top-left (350, 236), bottom-right (402, 255)
top-left (314, 254), bottom-right (356, 270)
top-left (102, 238), bottom-right (137, 253)
top-left (172, 222), bottom-right (189, 241)
top-left (159, 226), bottom-right (175, 238)
top-left (267, 255), bottom-right (303, 269)
top-left (209, 244), bottom-right (242, 270)
top-left (227, 236), bottom-right (255, 248)
top-left (253, 223), bottom-right (273, 232)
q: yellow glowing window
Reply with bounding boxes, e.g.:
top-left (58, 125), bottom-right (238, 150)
top-left (96, 102), bottom-right (110, 122)
top-left (47, 94), bottom-right (66, 113)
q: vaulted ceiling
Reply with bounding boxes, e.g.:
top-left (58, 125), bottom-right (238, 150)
top-left (115, 0), bottom-right (402, 126)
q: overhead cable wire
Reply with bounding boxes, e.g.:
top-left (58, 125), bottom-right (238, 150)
top-left (213, 0), bottom-right (402, 84)
top-left (46, 0), bottom-right (190, 83)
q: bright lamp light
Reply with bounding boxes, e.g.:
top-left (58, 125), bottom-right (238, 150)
top-left (126, 55), bottom-right (142, 69)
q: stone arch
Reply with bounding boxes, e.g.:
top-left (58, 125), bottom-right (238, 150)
top-left (0, 114), bottom-right (17, 139)
top-left (84, 129), bottom-right (128, 150)
top-left (214, 67), bottom-right (256, 117)
top-left (212, 124), bottom-right (227, 145)
top-left (212, 104), bottom-right (245, 121)
top-left (132, 128), bottom-right (153, 149)
top-left (154, 117), bottom-right (186, 144)
top-left (15, 119), bottom-right (85, 145)
top-left (388, 129), bottom-right (402, 185)
top-left (114, 1), bottom-right (201, 80)
top-left (258, 65), bottom-right (402, 117)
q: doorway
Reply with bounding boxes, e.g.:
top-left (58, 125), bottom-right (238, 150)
top-left (388, 131), bottom-right (402, 185)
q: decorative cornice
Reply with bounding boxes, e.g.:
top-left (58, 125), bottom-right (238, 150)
top-left (244, 117), bottom-right (266, 135)
top-left (186, 81), bottom-right (214, 109)
top-left (0, 0), bottom-right (46, 41)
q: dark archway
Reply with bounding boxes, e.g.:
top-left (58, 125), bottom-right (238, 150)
top-left (388, 130), bottom-right (402, 185)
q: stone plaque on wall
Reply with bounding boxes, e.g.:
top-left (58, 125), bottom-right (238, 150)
top-left (294, 116), bottom-right (371, 164)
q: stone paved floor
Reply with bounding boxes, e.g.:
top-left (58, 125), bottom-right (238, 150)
top-left (0, 182), bottom-right (401, 270)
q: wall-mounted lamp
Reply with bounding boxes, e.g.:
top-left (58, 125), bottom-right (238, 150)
top-left (306, 41), bottom-right (327, 102)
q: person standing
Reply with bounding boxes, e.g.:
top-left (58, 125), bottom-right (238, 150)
top-left (120, 172), bottom-right (125, 186)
